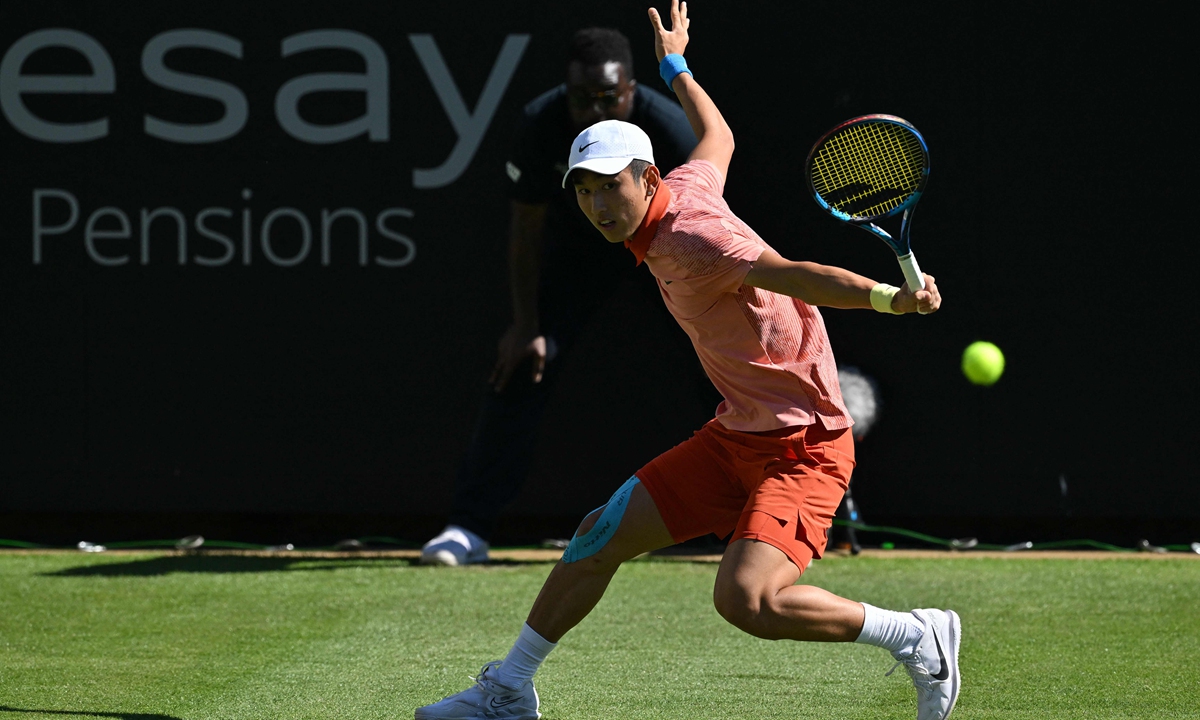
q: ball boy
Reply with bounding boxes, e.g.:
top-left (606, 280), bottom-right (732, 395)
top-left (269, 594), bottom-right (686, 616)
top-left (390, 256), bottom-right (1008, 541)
top-left (416, 3), bottom-right (959, 719)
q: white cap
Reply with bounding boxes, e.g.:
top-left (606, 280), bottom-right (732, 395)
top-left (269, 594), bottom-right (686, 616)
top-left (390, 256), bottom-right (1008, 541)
top-left (562, 119), bottom-right (655, 188)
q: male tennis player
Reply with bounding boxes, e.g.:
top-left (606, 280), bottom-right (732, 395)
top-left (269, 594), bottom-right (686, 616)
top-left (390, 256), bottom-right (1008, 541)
top-left (415, 3), bottom-right (959, 719)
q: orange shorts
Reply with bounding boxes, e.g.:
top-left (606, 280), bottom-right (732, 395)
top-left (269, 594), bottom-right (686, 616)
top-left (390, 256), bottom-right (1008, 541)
top-left (636, 419), bottom-right (855, 572)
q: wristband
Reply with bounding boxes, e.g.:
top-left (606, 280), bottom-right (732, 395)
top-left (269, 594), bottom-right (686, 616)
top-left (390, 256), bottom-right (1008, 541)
top-left (870, 283), bottom-right (902, 314)
top-left (659, 54), bottom-right (691, 92)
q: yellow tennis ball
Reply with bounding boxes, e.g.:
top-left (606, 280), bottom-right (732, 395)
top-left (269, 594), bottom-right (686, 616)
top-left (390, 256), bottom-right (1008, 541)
top-left (962, 341), bottom-right (1005, 386)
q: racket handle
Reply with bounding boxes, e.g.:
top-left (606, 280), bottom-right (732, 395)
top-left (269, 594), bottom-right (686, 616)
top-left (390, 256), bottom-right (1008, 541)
top-left (897, 252), bottom-right (925, 292)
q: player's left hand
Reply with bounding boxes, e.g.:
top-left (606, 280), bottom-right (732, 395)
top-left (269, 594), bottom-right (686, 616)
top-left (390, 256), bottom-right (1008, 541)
top-left (649, 0), bottom-right (690, 62)
top-left (893, 274), bottom-right (941, 315)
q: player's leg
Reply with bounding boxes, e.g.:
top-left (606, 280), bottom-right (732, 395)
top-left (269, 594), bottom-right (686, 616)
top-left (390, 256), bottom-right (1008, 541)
top-left (415, 479), bottom-right (674, 720)
top-left (712, 536), bottom-right (961, 720)
top-left (712, 535), bottom-right (864, 641)
top-left (709, 424), bottom-right (962, 720)
top-left (524, 479), bottom-right (674, 641)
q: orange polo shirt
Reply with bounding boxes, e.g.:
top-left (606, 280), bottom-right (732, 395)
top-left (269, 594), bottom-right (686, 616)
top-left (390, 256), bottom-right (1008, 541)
top-left (628, 160), bottom-right (850, 432)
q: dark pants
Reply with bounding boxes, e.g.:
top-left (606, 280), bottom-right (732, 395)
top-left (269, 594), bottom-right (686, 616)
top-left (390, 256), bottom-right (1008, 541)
top-left (446, 251), bottom-right (615, 541)
top-left (447, 228), bottom-right (716, 541)
top-left (446, 341), bottom-right (575, 540)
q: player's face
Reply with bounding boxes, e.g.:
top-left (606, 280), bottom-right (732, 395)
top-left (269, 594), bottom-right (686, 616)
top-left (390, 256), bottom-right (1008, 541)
top-left (566, 61), bottom-right (636, 131)
top-left (572, 165), bottom-right (657, 243)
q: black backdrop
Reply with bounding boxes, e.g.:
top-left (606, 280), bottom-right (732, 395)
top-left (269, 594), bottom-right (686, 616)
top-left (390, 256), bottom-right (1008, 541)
top-left (2, 1), bottom-right (1195, 545)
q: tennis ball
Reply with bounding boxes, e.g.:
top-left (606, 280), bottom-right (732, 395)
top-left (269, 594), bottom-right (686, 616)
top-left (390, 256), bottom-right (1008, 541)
top-left (962, 341), bottom-right (1005, 386)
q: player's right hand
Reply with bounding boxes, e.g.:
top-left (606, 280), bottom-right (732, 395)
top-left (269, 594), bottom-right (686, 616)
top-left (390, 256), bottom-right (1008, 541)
top-left (892, 274), bottom-right (942, 315)
top-left (490, 323), bottom-right (547, 392)
top-left (648, 0), bottom-right (690, 62)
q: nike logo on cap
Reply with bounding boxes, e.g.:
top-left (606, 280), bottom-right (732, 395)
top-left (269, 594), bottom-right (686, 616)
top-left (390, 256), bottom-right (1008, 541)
top-left (578, 140), bottom-right (599, 153)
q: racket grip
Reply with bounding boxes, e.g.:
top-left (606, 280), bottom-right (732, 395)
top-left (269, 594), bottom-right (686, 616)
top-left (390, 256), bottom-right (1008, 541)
top-left (897, 252), bottom-right (925, 292)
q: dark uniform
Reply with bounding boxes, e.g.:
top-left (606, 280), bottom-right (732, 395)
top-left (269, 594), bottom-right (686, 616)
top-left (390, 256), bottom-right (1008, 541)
top-left (446, 83), bottom-right (698, 540)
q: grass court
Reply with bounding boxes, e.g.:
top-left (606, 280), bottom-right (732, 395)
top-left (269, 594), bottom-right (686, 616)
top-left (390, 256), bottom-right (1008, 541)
top-left (1, 550), bottom-right (1198, 719)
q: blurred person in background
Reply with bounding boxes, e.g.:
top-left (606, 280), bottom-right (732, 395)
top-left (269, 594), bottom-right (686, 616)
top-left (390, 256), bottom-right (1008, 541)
top-left (420, 27), bottom-right (699, 566)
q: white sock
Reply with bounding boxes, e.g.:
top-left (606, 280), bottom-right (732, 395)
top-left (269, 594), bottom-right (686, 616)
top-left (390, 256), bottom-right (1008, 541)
top-left (854, 603), bottom-right (924, 657)
top-left (494, 623), bottom-right (557, 688)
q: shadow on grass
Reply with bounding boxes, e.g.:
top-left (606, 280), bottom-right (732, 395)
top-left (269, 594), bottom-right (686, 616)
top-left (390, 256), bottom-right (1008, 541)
top-left (41, 555), bottom-right (557, 577)
top-left (0, 706), bottom-right (183, 719)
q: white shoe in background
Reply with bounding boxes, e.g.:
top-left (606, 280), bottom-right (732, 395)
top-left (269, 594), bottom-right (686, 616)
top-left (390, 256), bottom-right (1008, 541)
top-left (420, 525), bottom-right (489, 566)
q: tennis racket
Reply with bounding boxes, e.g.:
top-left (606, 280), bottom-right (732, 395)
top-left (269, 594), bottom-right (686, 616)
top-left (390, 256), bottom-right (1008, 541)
top-left (805, 114), bottom-right (930, 293)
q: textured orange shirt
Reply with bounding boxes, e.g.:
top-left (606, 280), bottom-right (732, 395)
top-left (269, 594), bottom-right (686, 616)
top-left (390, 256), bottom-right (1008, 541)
top-left (628, 160), bottom-right (851, 432)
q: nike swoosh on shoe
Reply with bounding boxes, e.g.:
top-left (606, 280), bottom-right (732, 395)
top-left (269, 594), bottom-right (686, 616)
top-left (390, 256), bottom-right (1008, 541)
top-left (930, 629), bottom-right (950, 681)
top-left (489, 696), bottom-right (521, 709)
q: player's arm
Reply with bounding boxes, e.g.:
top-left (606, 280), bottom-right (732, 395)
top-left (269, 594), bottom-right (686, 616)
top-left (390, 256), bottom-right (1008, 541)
top-left (744, 247), bottom-right (941, 314)
top-left (491, 200), bottom-right (549, 391)
top-left (649, 1), bottom-right (734, 180)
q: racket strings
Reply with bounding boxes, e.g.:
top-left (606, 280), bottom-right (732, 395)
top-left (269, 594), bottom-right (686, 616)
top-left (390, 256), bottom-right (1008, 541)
top-left (817, 123), bottom-right (921, 197)
top-left (810, 122), bottom-right (926, 219)
top-left (816, 125), bottom-right (918, 211)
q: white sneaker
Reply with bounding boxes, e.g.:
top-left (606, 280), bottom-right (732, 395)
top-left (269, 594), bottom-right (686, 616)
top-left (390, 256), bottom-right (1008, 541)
top-left (887, 608), bottom-right (961, 720)
top-left (415, 661), bottom-right (540, 719)
top-left (420, 525), bottom-right (489, 566)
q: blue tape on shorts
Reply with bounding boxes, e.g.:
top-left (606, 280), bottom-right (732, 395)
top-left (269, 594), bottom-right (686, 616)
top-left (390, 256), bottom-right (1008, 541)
top-left (562, 476), bottom-right (639, 563)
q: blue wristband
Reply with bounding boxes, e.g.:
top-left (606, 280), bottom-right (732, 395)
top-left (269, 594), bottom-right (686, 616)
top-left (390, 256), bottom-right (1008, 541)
top-left (659, 54), bottom-right (691, 92)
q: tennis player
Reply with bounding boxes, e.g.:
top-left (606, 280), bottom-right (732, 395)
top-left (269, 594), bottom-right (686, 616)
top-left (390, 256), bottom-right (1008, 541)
top-left (416, 3), bottom-right (959, 719)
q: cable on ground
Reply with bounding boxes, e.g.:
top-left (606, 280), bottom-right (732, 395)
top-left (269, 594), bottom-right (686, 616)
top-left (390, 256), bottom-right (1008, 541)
top-left (1, 528), bottom-right (1197, 554)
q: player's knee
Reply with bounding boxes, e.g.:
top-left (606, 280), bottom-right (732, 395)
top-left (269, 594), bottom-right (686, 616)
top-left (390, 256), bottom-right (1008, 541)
top-left (562, 477), bottom-right (639, 567)
top-left (713, 583), bottom-right (757, 630)
top-left (575, 506), bottom-right (604, 537)
top-left (562, 506), bottom-right (623, 571)
top-left (578, 545), bottom-right (623, 573)
top-left (713, 582), bottom-right (782, 639)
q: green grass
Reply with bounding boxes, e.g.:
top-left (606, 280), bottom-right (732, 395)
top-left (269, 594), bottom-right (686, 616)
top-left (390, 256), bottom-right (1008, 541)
top-left (1, 552), bottom-right (1198, 719)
